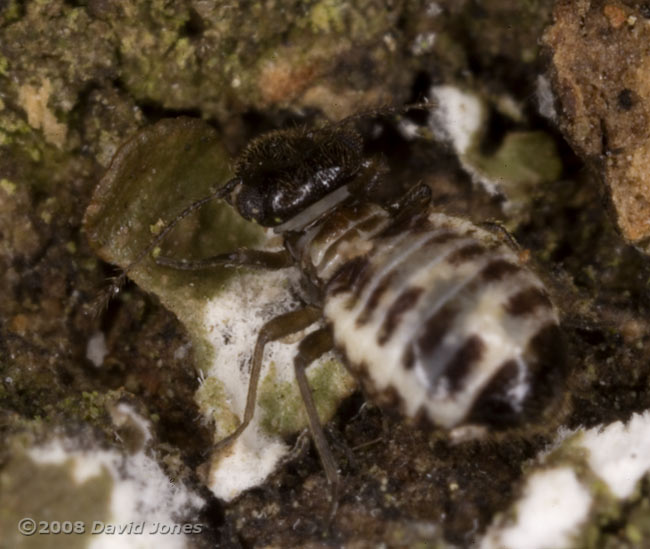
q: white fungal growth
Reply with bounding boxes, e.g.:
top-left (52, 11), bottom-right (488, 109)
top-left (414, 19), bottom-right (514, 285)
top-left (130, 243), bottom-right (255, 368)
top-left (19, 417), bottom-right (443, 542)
top-left (28, 433), bottom-right (204, 549)
top-left (86, 331), bottom-right (108, 367)
top-left (207, 435), bottom-right (290, 502)
top-left (430, 85), bottom-right (484, 155)
top-left (173, 342), bottom-right (191, 360)
top-left (481, 467), bottom-right (592, 549)
top-left (429, 85), bottom-right (503, 196)
top-left (110, 402), bottom-right (154, 447)
top-left (580, 410), bottom-right (650, 499)
top-left (480, 411), bottom-right (650, 548)
top-left (426, 2), bottom-right (443, 17)
top-left (197, 265), bottom-right (352, 502)
top-left (536, 75), bottom-right (557, 122)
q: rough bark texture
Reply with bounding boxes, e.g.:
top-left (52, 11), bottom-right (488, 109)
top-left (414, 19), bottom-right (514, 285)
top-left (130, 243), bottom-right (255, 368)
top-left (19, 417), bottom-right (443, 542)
top-left (3, 1), bottom-right (650, 547)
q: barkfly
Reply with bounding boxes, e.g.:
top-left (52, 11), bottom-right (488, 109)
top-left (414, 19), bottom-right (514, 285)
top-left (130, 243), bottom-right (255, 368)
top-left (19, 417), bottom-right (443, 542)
top-left (90, 102), bottom-right (565, 512)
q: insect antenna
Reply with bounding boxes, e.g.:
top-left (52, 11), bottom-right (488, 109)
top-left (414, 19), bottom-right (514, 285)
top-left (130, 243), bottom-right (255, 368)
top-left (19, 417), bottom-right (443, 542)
top-left (331, 100), bottom-right (435, 129)
top-left (89, 177), bottom-right (241, 316)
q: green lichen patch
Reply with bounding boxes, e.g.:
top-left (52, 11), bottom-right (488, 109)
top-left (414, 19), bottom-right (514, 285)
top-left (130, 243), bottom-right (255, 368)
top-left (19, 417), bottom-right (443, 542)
top-left (0, 177), bottom-right (16, 195)
top-left (194, 376), bottom-right (240, 439)
top-left (468, 130), bottom-right (563, 208)
top-left (484, 413), bottom-right (650, 548)
top-left (258, 358), bottom-right (356, 437)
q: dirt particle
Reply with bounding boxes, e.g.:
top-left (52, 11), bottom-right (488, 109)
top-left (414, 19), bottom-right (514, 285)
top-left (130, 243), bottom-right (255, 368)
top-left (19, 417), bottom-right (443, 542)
top-left (603, 4), bottom-right (628, 28)
top-left (17, 79), bottom-right (68, 149)
top-left (617, 88), bottom-right (634, 110)
top-left (10, 314), bottom-right (29, 335)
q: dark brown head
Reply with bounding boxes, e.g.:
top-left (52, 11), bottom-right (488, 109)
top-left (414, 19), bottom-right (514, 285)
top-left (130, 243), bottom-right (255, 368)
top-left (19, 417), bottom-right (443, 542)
top-left (224, 103), bottom-right (433, 228)
top-left (226, 124), bottom-right (364, 227)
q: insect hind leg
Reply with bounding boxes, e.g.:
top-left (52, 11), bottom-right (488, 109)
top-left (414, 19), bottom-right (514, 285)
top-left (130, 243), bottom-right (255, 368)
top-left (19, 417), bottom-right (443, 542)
top-left (211, 306), bottom-right (321, 454)
top-left (292, 326), bottom-right (341, 518)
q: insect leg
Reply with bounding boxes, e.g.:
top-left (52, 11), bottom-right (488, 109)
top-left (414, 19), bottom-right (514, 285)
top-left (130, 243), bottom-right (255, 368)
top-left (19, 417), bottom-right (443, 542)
top-left (374, 182), bottom-right (433, 238)
top-left (90, 177), bottom-right (241, 314)
top-left (332, 100), bottom-right (434, 130)
top-left (155, 248), bottom-right (293, 271)
top-left (293, 327), bottom-right (337, 483)
top-left (480, 220), bottom-right (521, 251)
top-left (292, 327), bottom-right (341, 517)
top-left (387, 181), bottom-right (432, 216)
top-left (213, 305), bottom-right (322, 452)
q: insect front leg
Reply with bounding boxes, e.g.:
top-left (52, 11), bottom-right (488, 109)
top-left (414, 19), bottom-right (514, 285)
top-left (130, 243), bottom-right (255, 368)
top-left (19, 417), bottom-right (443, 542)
top-left (387, 181), bottom-right (432, 217)
top-left (213, 305), bottom-right (322, 453)
top-left (375, 182), bottom-right (433, 237)
top-left (155, 248), bottom-right (293, 271)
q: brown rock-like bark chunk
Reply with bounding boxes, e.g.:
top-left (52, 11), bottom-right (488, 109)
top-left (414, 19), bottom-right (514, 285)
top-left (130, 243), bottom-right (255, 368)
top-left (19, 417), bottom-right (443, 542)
top-left (544, 1), bottom-right (650, 244)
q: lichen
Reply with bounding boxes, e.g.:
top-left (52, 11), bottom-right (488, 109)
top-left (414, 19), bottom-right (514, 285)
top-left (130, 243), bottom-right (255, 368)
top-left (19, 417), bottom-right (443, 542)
top-left (309, 0), bottom-right (347, 34)
top-left (0, 445), bottom-right (114, 549)
top-left (0, 177), bottom-right (16, 195)
top-left (84, 117), bottom-right (355, 499)
top-left (195, 376), bottom-right (240, 438)
top-left (258, 357), bottom-right (356, 436)
top-left (5, 0), bottom-right (650, 545)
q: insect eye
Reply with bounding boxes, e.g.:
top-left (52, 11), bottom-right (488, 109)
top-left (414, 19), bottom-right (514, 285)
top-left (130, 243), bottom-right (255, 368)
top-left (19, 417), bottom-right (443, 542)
top-left (232, 184), bottom-right (270, 224)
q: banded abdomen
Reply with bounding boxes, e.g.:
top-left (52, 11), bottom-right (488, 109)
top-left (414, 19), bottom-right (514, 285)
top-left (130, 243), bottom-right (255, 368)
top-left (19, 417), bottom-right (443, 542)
top-left (294, 204), bottom-right (563, 429)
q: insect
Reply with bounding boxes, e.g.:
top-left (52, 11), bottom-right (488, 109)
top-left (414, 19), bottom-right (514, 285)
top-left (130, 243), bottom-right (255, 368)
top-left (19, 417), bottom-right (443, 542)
top-left (104, 104), bottom-right (565, 502)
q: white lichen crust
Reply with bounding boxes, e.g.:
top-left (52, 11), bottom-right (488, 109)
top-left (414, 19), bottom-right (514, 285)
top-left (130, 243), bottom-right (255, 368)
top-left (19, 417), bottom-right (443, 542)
top-left (25, 406), bottom-right (204, 549)
top-left (481, 467), bottom-right (591, 549)
top-left (481, 411), bottom-right (650, 549)
top-left (428, 84), bottom-right (562, 209)
top-left (195, 263), bottom-right (354, 502)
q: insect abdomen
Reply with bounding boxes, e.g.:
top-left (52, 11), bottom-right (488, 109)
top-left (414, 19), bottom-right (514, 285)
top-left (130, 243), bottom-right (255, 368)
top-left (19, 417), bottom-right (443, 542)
top-left (299, 207), bottom-right (563, 429)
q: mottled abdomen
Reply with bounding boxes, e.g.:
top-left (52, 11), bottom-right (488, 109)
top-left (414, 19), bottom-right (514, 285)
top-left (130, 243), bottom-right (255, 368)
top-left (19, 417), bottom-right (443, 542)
top-left (307, 207), bottom-right (564, 429)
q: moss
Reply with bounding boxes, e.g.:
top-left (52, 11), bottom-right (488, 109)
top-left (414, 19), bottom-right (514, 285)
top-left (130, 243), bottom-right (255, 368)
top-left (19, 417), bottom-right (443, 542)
top-left (0, 110), bottom-right (33, 136)
top-left (622, 499), bottom-right (650, 545)
top-left (55, 391), bottom-right (115, 429)
top-left (0, 1), bottom-right (21, 26)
